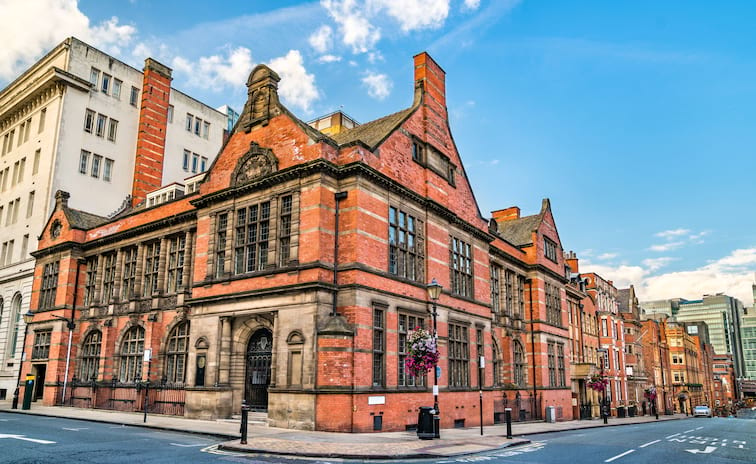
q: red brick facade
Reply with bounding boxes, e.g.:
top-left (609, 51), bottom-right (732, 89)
top-left (23, 53), bottom-right (575, 431)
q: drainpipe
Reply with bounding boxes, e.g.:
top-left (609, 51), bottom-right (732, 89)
top-left (526, 278), bottom-right (538, 416)
top-left (332, 192), bottom-right (347, 316)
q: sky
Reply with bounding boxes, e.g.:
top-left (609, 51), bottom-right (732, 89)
top-left (1, 0), bottom-right (755, 306)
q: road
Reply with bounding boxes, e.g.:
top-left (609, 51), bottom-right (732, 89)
top-left (1, 410), bottom-right (753, 463)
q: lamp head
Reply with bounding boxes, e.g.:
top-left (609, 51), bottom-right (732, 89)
top-left (427, 278), bottom-right (443, 301)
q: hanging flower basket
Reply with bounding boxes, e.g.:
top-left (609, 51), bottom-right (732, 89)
top-left (587, 374), bottom-right (608, 392)
top-left (644, 387), bottom-right (657, 401)
top-left (404, 327), bottom-right (439, 377)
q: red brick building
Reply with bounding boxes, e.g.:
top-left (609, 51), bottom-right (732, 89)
top-left (22, 53), bottom-right (574, 431)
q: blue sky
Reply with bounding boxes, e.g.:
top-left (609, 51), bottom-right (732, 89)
top-left (2, 0), bottom-right (755, 305)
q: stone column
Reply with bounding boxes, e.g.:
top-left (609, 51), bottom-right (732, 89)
top-left (156, 237), bottom-right (168, 295)
top-left (112, 250), bottom-right (124, 302)
top-left (218, 316), bottom-right (232, 385)
top-left (94, 254), bottom-right (106, 303)
top-left (181, 230), bottom-right (194, 292)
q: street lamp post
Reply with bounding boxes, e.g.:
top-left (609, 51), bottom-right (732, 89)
top-left (427, 278), bottom-right (443, 439)
top-left (11, 311), bottom-right (36, 409)
top-left (598, 348), bottom-right (608, 424)
top-left (50, 315), bottom-right (76, 405)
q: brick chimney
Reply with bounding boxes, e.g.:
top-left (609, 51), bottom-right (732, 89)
top-left (491, 206), bottom-right (521, 223)
top-left (131, 58), bottom-right (172, 206)
top-left (414, 52), bottom-right (446, 116)
top-left (565, 250), bottom-right (579, 274)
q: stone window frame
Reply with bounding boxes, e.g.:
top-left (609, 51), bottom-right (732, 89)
top-left (118, 325), bottom-right (145, 383)
top-left (31, 329), bottom-right (52, 360)
top-left (164, 321), bottom-right (189, 384)
top-left (84, 256), bottom-right (98, 306)
top-left (210, 190), bottom-right (299, 281)
top-left (448, 322), bottom-right (470, 388)
top-left (490, 263), bottom-right (501, 315)
top-left (142, 240), bottom-right (161, 297)
top-left (166, 234), bottom-right (186, 294)
top-left (40, 261), bottom-right (59, 309)
top-left (449, 236), bottom-right (473, 298)
top-left (544, 236), bottom-right (559, 263)
top-left (101, 252), bottom-right (117, 303)
top-left (121, 247), bottom-right (138, 300)
top-left (233, 200), bottom-right (271, 274)
top-left (397, 310), bottom-right (426, 388)
top-left (286, 330), bottom-right (305, 387)
top-left (388, 205), bottom-right (424, 283)
top-left (372, 304), bottom-right (386, 388)
top-left (547, 341), bottom-right (556, 387)
top-left (513, 340), bottom-right (525, 386)
top-left (78, 330), bottom-right (102, 381)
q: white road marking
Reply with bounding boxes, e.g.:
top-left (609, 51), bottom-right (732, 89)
top-left (170, 443), bottom-right (205, 447)
top-left (695, 426), bottom-right (703, 430)
top-left (666, 433), bottom-right (680, 439)
top-left (200, 444), bottom-right (247, 457)
top-left (0, 434), bottom-right (56, 444)
top-left (686, 446), bottom-right (717, 455)
top-left (684, 429), bottom-right (695, 433)
top-left (62, 427), bottom-right (89, 431)
top-left (605, 449), bottom-right (635, 462)
top-left (640, 439), bottom-right (661, 448)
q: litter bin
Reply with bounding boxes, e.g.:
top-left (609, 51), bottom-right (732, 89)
top-left (519, 409), bottom-right (527, 421)
top-left (545, 406), bottom-right (556, 423)
top-left (617, 406), bottom-right (626, 418)
top-left (628, 406), bottom-right (636, 417)
top-left (417, 406), bottom-right (435, 440)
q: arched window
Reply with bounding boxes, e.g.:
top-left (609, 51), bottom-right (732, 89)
top-left (492, 340), bottom-right (502, 386)
top-left (8, 294), bottom-right (22, 357)
top-left (165, 322), bottom-right (189, 383)
top-left (513, 341), bottom-right (525, 386)
top-left (78, 331), bottom-right (102, 381)
top-left (119, 326), bottom-right (145, 382)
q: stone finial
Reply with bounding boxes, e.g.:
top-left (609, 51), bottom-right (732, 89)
top-left (241, 65), bottom-right (281, 131)
top-left (55, 190), bottom-right (70, 209)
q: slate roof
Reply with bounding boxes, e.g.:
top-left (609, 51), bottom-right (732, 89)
top-left (65, 207), bottom-right (109, 230)
top-left (330, 107), bottom-right (416, 149)
top-left (496, 214), bottom-right (541, 246)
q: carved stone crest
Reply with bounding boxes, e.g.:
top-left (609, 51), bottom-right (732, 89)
top-left (233, 142), bottom-right (278, 186)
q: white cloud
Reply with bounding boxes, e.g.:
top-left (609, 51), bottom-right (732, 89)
top-left (317, 54), bottom-right (342, 63)
top-left (689, 231), bottom-right (709, 243)
top-left (362, 71), bottom-right (392, 99)
top-left (309, 25), bottom-right (333, 54)
top-left (649, 241), bottom-right (685, 252)
top-left (321, 0), bottom-right (381, 54)
top-left (463, 0), bottom-right (482, 10)
top-left (642, 257), bottom-right (677, 272)
top-left (268, 50), bottom-right (320, 113)
top-left (0, 0), bottom-right (136, 82)
top-left (655, 228), bottom-right (690, 239)
top-left (172, 46), bottom-right (254, 91)
top-left (371, 0), bottom-right (450, 32)
top-left (582, 247), bottom-right (756, 306)
top-left (598, 252), bottom-right (618, 260)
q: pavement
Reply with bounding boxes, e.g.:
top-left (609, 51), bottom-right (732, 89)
top-left (0, 401), bottom-right (687, 460)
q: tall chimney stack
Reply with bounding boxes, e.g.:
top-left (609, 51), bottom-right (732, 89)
top-left (131, 58), bottom-right (172, 206)
top-left (414, 52), bottom-right (447, 117)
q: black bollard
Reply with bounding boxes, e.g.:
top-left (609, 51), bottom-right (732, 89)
top-left (240, 400), bottom-right (250, 445)
top-left (505, 408), bottom-right (513, 439)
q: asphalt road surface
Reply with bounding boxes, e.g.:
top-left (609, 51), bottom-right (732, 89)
top-left (1, 410), bottom-right (754, 463)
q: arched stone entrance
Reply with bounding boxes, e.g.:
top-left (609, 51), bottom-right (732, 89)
top-left (245, 328), bottom-right (272, 411)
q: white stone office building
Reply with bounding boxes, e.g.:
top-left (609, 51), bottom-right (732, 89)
top-left (0, 37), bottom-right (226, 400)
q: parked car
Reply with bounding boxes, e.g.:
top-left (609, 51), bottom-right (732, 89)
top-left (693, 405), bottom-right (712, 417)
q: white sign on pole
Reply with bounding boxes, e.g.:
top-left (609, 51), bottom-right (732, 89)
top-left (143, 348), bottom-right (152, 362)
top-left (480, 356), bottom-right (485, 368)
